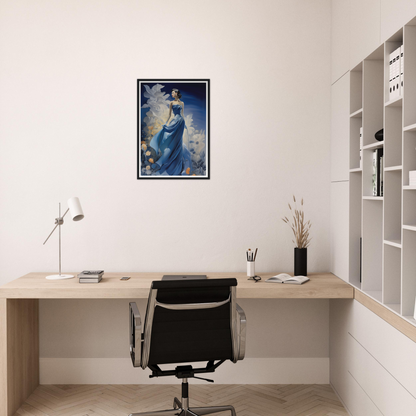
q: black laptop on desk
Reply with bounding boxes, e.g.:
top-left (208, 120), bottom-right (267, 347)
top-left (162, 275), bottom-right (207, 281)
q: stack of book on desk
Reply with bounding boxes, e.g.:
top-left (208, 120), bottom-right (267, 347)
top-left (78, 270), bottom-right (104, 283)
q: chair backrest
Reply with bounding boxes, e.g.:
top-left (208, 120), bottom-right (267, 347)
top-left (141, 278), bottom-right (238, 368)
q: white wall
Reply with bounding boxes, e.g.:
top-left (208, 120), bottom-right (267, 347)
top-left (0, 0), bottom-right (332, 381)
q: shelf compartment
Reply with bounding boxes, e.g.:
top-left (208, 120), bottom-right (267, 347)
top-left (402, 229), bottom-right (416, 317)
top-left (403, 174), bottom-right (416, 229)
top-left (383, 244), bottom-right (401, 307)
top-left (362, 146), bottom-right (384, 198)
top-left (350, 117), bottom-right (363, 170)
top-left (403, 24), bottom-right (416, 128)
top-left (402, 131), bottom-right (416, 186)
top-left (384, 106), bottom-right (403, 168)
top-left (365, 290), bottom-right (383, 303)
top-left (362, 199), bottom-right (383, 293)
top-left (363, 58), bottom-right (384, 147)
top-left (350, 63), bottom-right (363, 114)
top-left (349, 171), bottom-right (362, 288)
top-left (384, 170), bottom-right (402, 242)
top-left (384, 303), bottom-right (401, 314)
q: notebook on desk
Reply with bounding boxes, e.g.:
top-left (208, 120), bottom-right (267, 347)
top-left (162, 275), bottom-right (207, 281)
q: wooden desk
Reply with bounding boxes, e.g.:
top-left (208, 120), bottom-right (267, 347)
top-left (0, 272), bottom-right (352, 416)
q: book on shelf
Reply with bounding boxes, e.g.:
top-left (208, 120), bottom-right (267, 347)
top-left (380, 152), bottom-right (383, 196)
top-left (372, 148), bottom-right (383, 196)
top-left (372, 150), bottom-right (377, 196)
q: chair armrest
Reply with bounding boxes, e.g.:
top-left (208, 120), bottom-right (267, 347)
top-left (129, 302), bottom-right (142, 368)
top-left (236, 303), bottom-right (246, 360)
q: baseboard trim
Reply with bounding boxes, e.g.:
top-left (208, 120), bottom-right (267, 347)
top-left (40, 357), bottom-right (329, 384)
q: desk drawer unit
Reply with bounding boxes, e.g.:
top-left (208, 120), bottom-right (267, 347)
top-left (344, 371), bottom-right (383, 416)
top-left (330, 299), bottom-right (416, 416)
top-left (348, 333), bottom-right (416, 415)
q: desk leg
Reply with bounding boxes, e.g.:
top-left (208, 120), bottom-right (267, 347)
top-left (0, 299), bottom-right (39, 416)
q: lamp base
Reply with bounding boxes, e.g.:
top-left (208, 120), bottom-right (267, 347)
top-left (46, 274), bottom-right (74, 280)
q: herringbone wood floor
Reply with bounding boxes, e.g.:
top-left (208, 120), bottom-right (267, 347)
top-left (15, 384), bottom-right (349, 416)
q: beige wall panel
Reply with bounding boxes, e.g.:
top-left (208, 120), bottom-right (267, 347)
top-left (331, 73), bottom-right (350, 181)
top-left (349, 0), bottom-right (381, 68)
top-left (381, 0), bottom-right (416, 41)
top-left (331, 0), bottom-right (350, 84)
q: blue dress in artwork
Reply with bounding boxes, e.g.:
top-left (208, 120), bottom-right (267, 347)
top-left (149, 104), bottom-right (192, 175)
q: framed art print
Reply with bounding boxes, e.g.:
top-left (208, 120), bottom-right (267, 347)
top-left (137, 79), bottom-right (210, 179)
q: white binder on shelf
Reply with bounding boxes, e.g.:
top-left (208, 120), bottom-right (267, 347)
top-left (391, 47), bottom-right (401, 100)
top-left (400, 44), bottom-right (404, 97)
top-left (389, 51), bottom-right (394, 100)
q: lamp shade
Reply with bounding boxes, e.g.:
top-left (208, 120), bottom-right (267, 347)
top-left (67, 197), bottom-right (84, 221)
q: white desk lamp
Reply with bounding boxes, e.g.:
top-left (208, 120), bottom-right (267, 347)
top-left (43, 197), bottom-right (84, 280)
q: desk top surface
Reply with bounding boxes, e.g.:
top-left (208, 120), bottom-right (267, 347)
top-left (0, 272), bottom-right (354, 299)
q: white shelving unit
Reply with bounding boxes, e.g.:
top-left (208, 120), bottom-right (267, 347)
top-left (349, 18), bottom-right (416, 327)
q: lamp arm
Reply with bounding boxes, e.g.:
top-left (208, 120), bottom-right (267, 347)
top-left (61, 208), bottom-right (70, 219)
top-left (43, 208), bottom-right (70, 245)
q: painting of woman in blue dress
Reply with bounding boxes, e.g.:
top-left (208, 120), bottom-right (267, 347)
top-left (137, 80), bottom-right (210, 179)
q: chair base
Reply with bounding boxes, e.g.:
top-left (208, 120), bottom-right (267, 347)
top-left (129, 396), bottom-right (236, 416)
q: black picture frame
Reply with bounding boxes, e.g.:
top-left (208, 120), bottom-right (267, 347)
top-left (137, 79), bottom-right (210, 180)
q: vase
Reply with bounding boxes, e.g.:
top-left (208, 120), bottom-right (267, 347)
top-left (294, 248), bottom-right (307, 276)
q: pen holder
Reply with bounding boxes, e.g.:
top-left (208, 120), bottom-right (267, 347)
top-left (247, 261), bottom-right (255, 278)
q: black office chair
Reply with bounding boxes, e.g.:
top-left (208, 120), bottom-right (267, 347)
top-left (129, 278), bottom-right (246, 416)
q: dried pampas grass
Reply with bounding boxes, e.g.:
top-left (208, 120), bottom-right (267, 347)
top-left (282, 195), bottom-right (312, 248)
